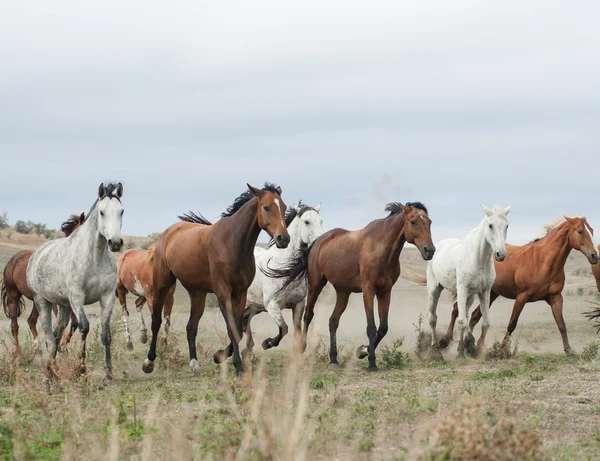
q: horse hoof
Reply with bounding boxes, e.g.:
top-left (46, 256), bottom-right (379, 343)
top-left (356, 345), bottom-right (368, 360)
top-left (104, 374), bottom-right (115, 385)
top-left (437, 338), bottom-right (451, 349)
top-left (142, 359), bottom-right (154, 374)
top-left (262, 339), bottom-right (273, 350)
top-left (367, 365), bottom-right (378, 372)
top-left (213, 350), bottom-right (227, 364)
top-left (328, 362), bottom-right (340, 369)
top-left (140, 332), bottom-right (148, 344)
top-left (189, 359), bottom-right (201, 374)
top-left (126, 341), bottom-right (134, 352)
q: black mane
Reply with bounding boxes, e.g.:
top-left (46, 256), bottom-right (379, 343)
top-left (178, 211), bottom-right (213, 226)
top-left (221, 182), bottom-right (280, 218)
top-left (88, 182), bottom-right (123, 217)
top-left (384, 201), bottom-right (428, 217)
top-left (267, 201), bottom-right (318, 247)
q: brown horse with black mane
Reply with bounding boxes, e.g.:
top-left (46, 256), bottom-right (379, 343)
top-left (116, 239), bottom-right (176, 350)
top-left (442, 216), bottom-right (598, 355)
top-left (142, 183), bottom-right (290, 376)
top-left (1, 212), bottom-right (85, 353)
top-left (264, 202), bottom-right (435, 370)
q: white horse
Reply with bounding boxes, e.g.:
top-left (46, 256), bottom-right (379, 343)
top-left (408, 204), bottom-right (511, 358)
top-left (26, 183), bottom-right (124, 380)
top-left (242, 202), bottom-right (323, 355)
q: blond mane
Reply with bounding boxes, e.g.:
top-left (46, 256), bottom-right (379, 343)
top-left (146, 233), bottom-right (162, 261)
top-left (528, 215), bottom-right (591, 244)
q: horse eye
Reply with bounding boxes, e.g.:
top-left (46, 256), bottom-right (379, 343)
top-left (100, 211), bottom-right (104, 217)
top-left (263, 206), bottom-right (271, 212)
top-left (489, 224), bottom-right (493, 229)
top-left (577, 230), bottom-right (583, 234)
top-left (304, 220), bottom-right (310, 225)
top-left (410, 220), bottom-right (416, 225)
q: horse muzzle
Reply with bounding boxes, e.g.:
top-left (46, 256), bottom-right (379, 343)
top-left (588, 252), bottom-right (599, 265)
top-left (421, 245), bottom-right (436, 261)
top-left (108, 238), bottom-right (123, 252)
top-left (274, 234), bottom-right (290, 249)
top-left (495, 251), bottom-right (507, 262)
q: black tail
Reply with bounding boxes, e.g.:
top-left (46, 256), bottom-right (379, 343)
top-left (261, 242), bottom-right (315, 296)
top-left (178, 211), bottom-right (212, 226)
top-left (1, 279), bottom-right (25, 318)
top-left (584, 307), bottom-right (600, 334)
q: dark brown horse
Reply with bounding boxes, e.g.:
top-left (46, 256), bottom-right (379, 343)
top-left (141, 183), bottom-right (290, 375)
top-left (442, 216), bottom-right (598, 355)
top-left (1, 213), bottom-right (85, 352)
top-left (265, 202), bottom-right (435, 370)
top-left (116, 241), bottom-right (176, 350)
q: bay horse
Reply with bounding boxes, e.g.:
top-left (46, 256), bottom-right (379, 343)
top-left (242, 201), bottom-right (323, 357)
top-left (1, 212), bottom-right (85, 353)
top-left (141, 183), bottom-right (290, 376)
top-left (264, 202), bottom-right (435, 370)
top-left (443, 216), bottom-right (598, 355)
top-left (405, 205), bottom-right (511, 358)
top-left (116, 240), bottom-right (176, 351)
top-left (27, 183), bottom-right (124, 380)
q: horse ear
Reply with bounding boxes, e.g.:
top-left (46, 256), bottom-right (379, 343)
top-left (275, 186), bottom-right (282, 196)
top-left (314, 202), bottom-right (321, 212)
top-left (98, 183), bottom-right (106, 199)
top-left (79, 212), bottom-right (85, 224)
top-left (503, 205), bottom-right (512, 215)
top-left (247, 183), bottom-right (264, 198)
top-left (401, 204), bottom-right (411, 214)
top-left (563, 216), bottom-right (576, 225)
top-left (481, 204), bottom-right (493, 217)
top-left (116, 183), bottom-right (123, 198)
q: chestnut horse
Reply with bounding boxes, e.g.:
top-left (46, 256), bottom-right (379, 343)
top-left (442, 216), bottom-right (598, 355)
top-left (1, 213), bottom-right (85, 352)
top-left (593, 245), bottom-right (600, 292)
top-left (116, 240), bottom-right (176, 351)
top-left (264, 202), bottom-right (435, 370)
top-left (142, 183), bottom-right (290, 376)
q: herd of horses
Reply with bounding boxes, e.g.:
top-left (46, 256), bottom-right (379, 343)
top-left (2, 181), bottom-right (600, 381)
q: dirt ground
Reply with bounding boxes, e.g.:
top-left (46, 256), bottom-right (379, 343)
top-left (1, 238), bottom-right (600, 460)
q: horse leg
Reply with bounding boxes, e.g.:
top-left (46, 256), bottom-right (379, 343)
top-left (241, 306), bottom-right (258, 359)
top-left (27, 304), bottom-right (40, 350)
top-left (6, 291), bottom-right (21, 355)
top-left (135, 297), bottom-right (148, 343)
top-left (35, 297), bottom-right (59, 378)
top-left (427, 281), bottom-right (443, 347)
top-left (186, 291), bottom-right (206, 373)
top-left (143, 280), bottom-right (173, 374)
top-left (162, 288), bottom-right (175, 347)
top-left (61, 306), bottom-right (79, 348)
top-left (68, 292), bottom-right (89, 375)
top-left (501, 294), bottom-right (528, 350)
top-left (373, 290), bottom-right (391, 351)
top-left (263, 300), bottom-right (289, 350)
top-left (53, 305), bottom-right (71, 353)
top-left (547, 293), bottom-right (572, 355)
top-left (116, 281), bottom-right (133, 351)
top-left (473, 290), bottom-right (492, 358)
top-left (439, 302), bottom-right (458, 349)
top-left (292, 299), bottom-right (305, 355)
top-left (302, 277), bottom-right (327, 353)
top-left (469, 291), bottom-right (500, 330)
top-left (456, 286), bottom-right (475, 359)
top-left (214, 290), bottom-right (246, 376)
top-left (328, 290), bottom-right (350, 367)
top-left (356, 285), bottom-right (378, 370)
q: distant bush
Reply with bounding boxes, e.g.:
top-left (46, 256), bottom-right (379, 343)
top-left (14, 220), bottom-right (33, 234)
top-left (13, 219), bottom-right (56, 238)
top-left (0, 212), bottom-right (8, 230)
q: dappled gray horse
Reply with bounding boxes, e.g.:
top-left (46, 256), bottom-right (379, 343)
top-left (27, 182), bottom-right (124, 380)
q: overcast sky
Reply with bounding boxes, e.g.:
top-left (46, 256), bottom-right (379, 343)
top-left (1, 1), bottom-right (599, 245)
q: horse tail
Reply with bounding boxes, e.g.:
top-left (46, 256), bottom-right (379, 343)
top-left (261, 242), bottom-right (315, 296)
top-left (1, 259), bottom-right (26, 318)
top-left (584, 307), bottom-right (600, 334)
top-left (401, 267), bottom-right (427, 286)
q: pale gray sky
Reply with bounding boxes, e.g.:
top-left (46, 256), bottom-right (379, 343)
top-left (1, 1), bottom-right (599, 245)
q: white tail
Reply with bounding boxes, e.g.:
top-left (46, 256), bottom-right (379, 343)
top-left (401, 267), bottom-right (427, 285)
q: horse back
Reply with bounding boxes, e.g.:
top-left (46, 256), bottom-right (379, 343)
top-left (3, 250), bottom-right (34, 300)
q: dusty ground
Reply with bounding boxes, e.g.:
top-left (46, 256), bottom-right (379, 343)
top-left (1, 236), bottom-right (600, 460)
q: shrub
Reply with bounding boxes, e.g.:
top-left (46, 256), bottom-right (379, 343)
top-left (380, 338), bottom-right (407, 369)
top-left (581, 341), bottom-right (600, 362)
top-left (0, 211), bottom-right (8, 229)
top-left (14, 220), bottom-right (33, 234)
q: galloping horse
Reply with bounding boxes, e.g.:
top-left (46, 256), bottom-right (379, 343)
top-left (443, 216), bottom-right (598, 355)
top-left (265, 202), bottom-right (435, 370)
top-left (141, 183), bottom-right (290, 376)
top-left (27, 183), bottom-right (124, 379)
top-left (1, 212), bottom-right (85, 353)
top-left (406, 205), bottom-right (511, 358)
top-left (243, 201), bottom-right (323, 356)
top-left (116, 240), bottom-right (176, 351)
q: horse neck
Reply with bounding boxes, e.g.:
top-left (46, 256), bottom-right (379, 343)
top-left (283, 217), bottom-right (303, 255)
top-left (536, 224), bottom-right (573, 275)
top-left (76, 209), bottom-right (109, 263)
top-left (381, 213), bottom-right (407, 262)
top-left (226, 198), bottom-right (262, 257)
top-left (464, 219), bottom-right (494, 266)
